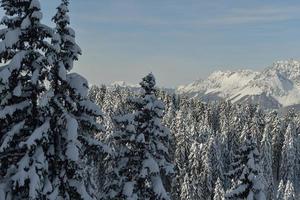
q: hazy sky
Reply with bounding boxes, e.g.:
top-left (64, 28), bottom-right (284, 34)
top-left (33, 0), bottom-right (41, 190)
top-left (9, 1), bottom-right (300, 87)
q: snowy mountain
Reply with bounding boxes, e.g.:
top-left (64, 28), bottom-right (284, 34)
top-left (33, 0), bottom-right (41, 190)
top-left (111, 81), bottom-right (140, 88)
top-left (177, 60), bottom-right (300, 109)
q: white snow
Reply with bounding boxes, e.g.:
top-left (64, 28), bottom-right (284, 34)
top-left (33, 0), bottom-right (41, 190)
top-left (151, 176), bottom-right (170, 200)
top-left (65, 115), bottom-right (79, 161)
top-left (20, 120), bottom-right (50, 148)
top-left (0, 101), bottom-right (30, 119)
top-left (4, 29), bottom-right (21, 48)
top-left (30, 0), bottom-right (41, 10)
top-left (58, 62), bottom-right (67, 80)
top-left (13, 83), bottom-right (22, 97)
top-left (0, 121), bottom-right (25, 152)
top-left (79, 99), bottom-right (103, 116)
top-left (21, 17), bottom-right (31, 29)
top-left (142, 155), bottom-right (160, 175)
top-left (9, 51), bottom-right (27, 71)
top-left (177, 60), bottom-right (300, 108)
top-left (67, 73), bottom-right (89, 97)
top-left (31, 11), bottom-right (43, 20)
top-left (122, 181), bottom-right (135, 198)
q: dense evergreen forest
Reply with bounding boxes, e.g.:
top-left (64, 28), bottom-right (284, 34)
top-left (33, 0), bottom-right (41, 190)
top-left (0, 0), bottom-right (299, 199)
top-left (88, 84), bottom-right (300, 200)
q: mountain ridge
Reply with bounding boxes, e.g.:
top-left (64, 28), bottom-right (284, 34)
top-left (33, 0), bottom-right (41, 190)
top-left (177, 59), bottom-right (300, 109)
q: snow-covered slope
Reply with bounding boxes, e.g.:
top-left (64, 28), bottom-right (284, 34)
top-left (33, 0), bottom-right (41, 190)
top-left (177, 60), bottom-right (300, 109)
top-left (111, 81), bottom-right (140, 88)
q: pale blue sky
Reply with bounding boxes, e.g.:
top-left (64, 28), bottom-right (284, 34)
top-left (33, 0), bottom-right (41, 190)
top-left (12, 1), bottom-right (300, 86)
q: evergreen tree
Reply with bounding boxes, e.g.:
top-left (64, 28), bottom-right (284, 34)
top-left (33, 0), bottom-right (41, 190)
top-left (260, 123), bottom-right (275, 199)
top-left (213, 178), bottom-right (225, 200)
top-left (270, 111), bottom-right (283, 181)
top-left (283, 181), bottom-right (296, 200)
top-left (203, 135), bottom-right (224, 198)
top-left (279, 122), bottom-right (297, 185)
top-left (277, 180), bottom-right (285, 200)
top-left (102, 112), bottom-right (138, 199)
top-left (105, 73), bottom-right (174, 200)
top-left (225, 127), bottom-right (266, 200)
top-left (180, 174), bottom-right (193, 200)
top-left (0, 0), bottom-right (54, 198)
top-left (184, 140), bottom-right (205, 200)
top-left (45, 0), bottom-right (105, 198)
top-left (251, 106), bottom-right (265, 147)
top-left (89, 85), bottom-right (101, 102)
top-left (171, 99), bottom-right (191, 199)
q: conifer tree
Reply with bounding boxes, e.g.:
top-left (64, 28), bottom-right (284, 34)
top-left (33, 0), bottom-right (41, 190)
top-left (184, 140), bottom-right (205, 200)
top-left (44, 0), bottom-right (105, 199)
top-left (225, 127), bottom-right (266, 200)
top-left (105, 73), bottom-right (174, 200)
top-left (277, 180), bottom-right (285, 200)
top-left (89, 85), bottom-right (101, 102)
top-left (133, 73), bottom-right (174, 199)
top-left (283, 180), bottom-right (296, 200)
top-left (270, 111), bottom-right (283, 180)
top-left (213, 178), bottom-right (225, 200)
top-left (0, 0), bottom-right (53, 198)
top-left (102, 112), bottom-right (138, 199)
top-left (180, 174), bottom-right (193, 200)
top-left (260, 123), bottom-right (274, 199)
top-left (203, 135), bottom-right (224, 198)
top-left (279, 122), bottom-right (297, 185)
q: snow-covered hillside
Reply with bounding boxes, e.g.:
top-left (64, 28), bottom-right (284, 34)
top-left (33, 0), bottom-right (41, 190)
top-left (177, 60), bottom-right (300, 109)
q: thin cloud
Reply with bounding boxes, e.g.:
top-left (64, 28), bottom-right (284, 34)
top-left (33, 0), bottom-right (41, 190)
top-left (206, 6), bottom-right (300, 25)
top-left (75, 5), bottom-right (300, 28)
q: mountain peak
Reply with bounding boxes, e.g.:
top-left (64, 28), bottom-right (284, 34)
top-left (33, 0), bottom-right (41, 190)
top-left (177, 60), bottom-right (300, 109)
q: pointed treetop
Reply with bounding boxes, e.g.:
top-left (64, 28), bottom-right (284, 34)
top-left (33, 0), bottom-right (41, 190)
top-left (30, 0), bottom-right (41, 9)
top-left (140, 73), bottom-right (156, 94)
top-left (53, 0), bottom-right (70, 27)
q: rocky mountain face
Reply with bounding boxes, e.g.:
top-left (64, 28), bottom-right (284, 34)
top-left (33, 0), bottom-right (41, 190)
top-left (177, 60), bottom-right (300, 109)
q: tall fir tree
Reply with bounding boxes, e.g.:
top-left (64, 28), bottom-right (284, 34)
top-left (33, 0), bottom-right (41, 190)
top-left (260, 123), bottom-right (275, 199)
top-left (184, 140), bottom-right (205, 200)
top-left (202, 135), bottom-right (224, 199)
top-left (133, 73), bottom-right (174, 199)
top-left (283, 180), bottom-right (296, 200)
top-left (105, 73), bottom-right (174, 200)
top-left (213, 178), bottom-right (225, 200)
top-left (0, 0), bottom-right (54, 199)
top-left (225, 126), bottom-right (266, 200)
top-left (102, 111), bottom-right (138, 199)
top-left (270, 111), bottom-right (283, 181)
top-left (44, 0), bottom-right (106, 199)
top-left (277, 180), bottom-right (285, 200)
top-left (279, 122), bottom-right (297, 185)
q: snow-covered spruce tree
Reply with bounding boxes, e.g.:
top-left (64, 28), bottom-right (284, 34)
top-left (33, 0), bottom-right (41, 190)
top-left (279, 122), bottom-right (297, 185)
top-left (133, 73), bottom-right (174, 199)
top-left (89, 85), bottom-right (101, 103)
top-left (202, 135), bottom-right (224, 199)
top-left (276, 180), bottom-right (285, 200)
top-left (102, 111), bottom-right (138, 199)
top-left (213, 178), bottom-right (225, 200)
top-left (225, 127), bottom-right (266, 200)
top-left (270, 111), bottom-right (283, 180)
top-left (43, 0), bottom-right (105, 199)
top-left (88, 84), bottom-right (107, 107)
top-left (105, 73), bottom-right (174, 200)
top-left (260, 123), bottom-right (274, 199)
top-left (180, 174), bottom-right (193, 200)
top-left (0, 0), bottom-right (54, 199)
top-left (183, 140), bottom-right (205, 200)
top-left (251, 107), bottom-right (265, 147)
top-left (283, 180), bottom-right (296, 200)
top-left (170, 98), bottom-right (191, 199)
